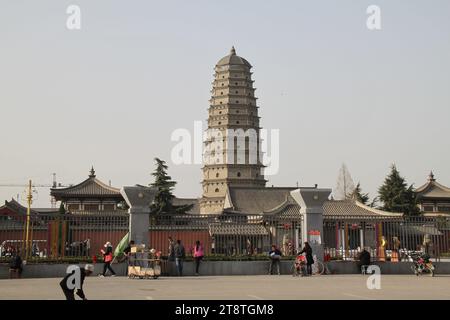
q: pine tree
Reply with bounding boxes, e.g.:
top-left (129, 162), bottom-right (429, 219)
top-left (349, 182), bottom-right (370, 205)
top-left (149, 158), bottom-right (193, 215)
top-left (59, 203), bottom-right (66, 214)
top-left (378, 164), bottom-right (419, 216)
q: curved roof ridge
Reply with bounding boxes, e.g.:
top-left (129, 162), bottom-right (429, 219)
top-left (354, 200), bottom-right (403, 216)
top-left (262, 197), bottom-right (291, 214)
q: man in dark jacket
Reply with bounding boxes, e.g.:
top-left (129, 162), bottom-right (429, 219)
top-left (9, 252), bottom-right (23, 279)
top-left (357, 248), bottom-right (371, 274)
top-left (268, 245), bottom-right (282, 275)
top-left (60, 264), bottom-right (94, 300)
top-left (174, 240), bottom-right (185, 276)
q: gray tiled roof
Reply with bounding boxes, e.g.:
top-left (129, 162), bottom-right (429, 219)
top-left (172, 198), bottom-right (200, 214)
top-left (227, 186), bottom-right (402, 219)
top-left (323, 200), bottom-right (402, 218)
top-left (415, 180), bottom-right (450, 199)
top-left (227, 186), bottom-right (297, 214)
top-left (51, 177), bottom-right (122, 199)
top-left (216, 47), bottom-right (252, 68)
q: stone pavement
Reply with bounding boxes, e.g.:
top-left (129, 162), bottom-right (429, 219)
top-left (1, 275), bottom-right (450, 300)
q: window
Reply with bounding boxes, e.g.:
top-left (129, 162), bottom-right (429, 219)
top-left (236, 110), bottom-right (239, 113)
top-left (67, 204), bottom-right (79, 212)
top-left (218, 122), bottom-right (221, 125)
top-left (222, 83), bottom-right (224, 86)
top-left (237, 172), bottom-right (241, 177)
top-left (84, 204), bottom-right (99, 211)
top-left (423, 206), bottom-right (434, 212)
top-left (103, 204), bottom-right (115, 211)
top-left (236, 100), bottom-right (239, 103)
top-left (219, 111), bottom-right (222, 114)
top-left (221, 92), bottom-right (223, 95)
top-left (236, 121), bottom-right (240, 124)
top-left (235, 91), bottom-right (238, 94)
top-left (220, 101), bottom-right (223, 104)
top-left (216, 173), bottom-right (219, 178)
top-left (215, 188), bottom-right (219, 193)
top-left (437, 206), bottom-right (450, 212)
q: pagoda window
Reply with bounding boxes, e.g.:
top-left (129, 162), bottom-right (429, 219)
top-left (235, 91), bottom-right (238, 94)
top-left (237, 172), bottom-right (241, 177)
top-left (67, 204), bottom-right (79, 212)
top-left (423, 206), bottom-right (434, 212)
top-left (437, 206), bottom-right (450, 212)
top-left (236, 110), bottom-right (239, 113)
top-left (103, 204), bottom-right (115, 211)
top-left (236, 121), bottom-right (240, 124)
top-left (84, 204), bottom-right (100, 211)
top-left (236, 100), bottom-right (239, 103)
top-left (215, 188), bottom-right (219, 193)
top-left (216, 173), bottom-right (219, 178)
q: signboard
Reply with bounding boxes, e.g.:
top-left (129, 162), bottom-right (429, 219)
top-left (308, 230), bottom-right (322, 245)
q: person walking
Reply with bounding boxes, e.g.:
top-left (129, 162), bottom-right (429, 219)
top-left (100, 241), bottom-right (116, 277)
top-left (268, 244), bottom-right (282, 275)
top-left (193, 240), bottom-right (204, 276)
top-left (174, 239), bottom-right (186, 276)
top-left (60, 264), bottom-right (94, 300)
top-left (299, 242), bottom-right (314, 276)
top-left (9, 250), bottom-right (23, 279)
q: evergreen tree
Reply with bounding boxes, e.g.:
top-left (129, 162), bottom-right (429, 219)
top-left (349, 182), bottom-right (370, 204)
top-left (149, 158), bottom-right (193, 215)
top-left (378, 164), bottom-right (419, 216)
top-left (59, 203), bottom-right (66, 214)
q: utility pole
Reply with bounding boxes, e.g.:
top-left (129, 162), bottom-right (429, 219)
top-left (25, 180), bottom-right (32, 259)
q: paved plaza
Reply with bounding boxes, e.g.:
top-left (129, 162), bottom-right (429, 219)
top-left (1, 275), bottom-right (450, 300)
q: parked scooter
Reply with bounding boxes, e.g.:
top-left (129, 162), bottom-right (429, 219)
top-left (408, 252), bottom-right (435, 277)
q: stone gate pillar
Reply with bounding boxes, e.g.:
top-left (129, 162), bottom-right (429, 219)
top-left (120, 186), bottom-right (157, 248)
top-left (290, 187), bottom-right (331, 261)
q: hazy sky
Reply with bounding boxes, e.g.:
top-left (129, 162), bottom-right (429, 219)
top-left (1, 0), bottom-right (449, 207)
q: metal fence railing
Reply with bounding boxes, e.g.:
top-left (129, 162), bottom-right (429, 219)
top-left (323, 216), bottom-right (450, 262)
top-left (0, 212), bottom-right (129, 259)
top-left (2, 212), bottom-right (449, 262)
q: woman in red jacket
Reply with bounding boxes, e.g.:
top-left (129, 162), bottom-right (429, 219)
top-left (193, 240), bottom-right (204, 276)
top-left (100, 241), bottom-right (116, 277)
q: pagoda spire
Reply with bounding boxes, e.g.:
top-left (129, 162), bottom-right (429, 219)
top-left (230, 46), bottom-right (236, 55)
top-left (428, 171), bottom-right (435, 182)
top-left (89, 166), bottom-right (96, 178)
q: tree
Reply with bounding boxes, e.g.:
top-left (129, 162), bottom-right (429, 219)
top-left (378, 164), bottom-right (419, 216)
top-left (349, 182), bottom-right (370, 204)
top-left (149, 158), bottom-right (193, 215)
top-left (58, 203), bottom-right (66, 214)
top-left (334, 163), bottom-right (356, 200)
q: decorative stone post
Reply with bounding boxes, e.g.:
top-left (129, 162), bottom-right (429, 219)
top-left (290, 188), bottom-right (332, 261)
top-left (120, 186), bottom-right (157, 248)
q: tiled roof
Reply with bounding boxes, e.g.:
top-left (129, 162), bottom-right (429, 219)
top-left (323, 200), bottom-right (403, 218)
top-left (172, 198), bottom-right (200, 214)
top-left (51, 176), bottom-right (122, 199)
top-left (415, 180), bottom-right (450, 199)
top-left (227, 186), bottom-right (297, 214)
top-left (209, 223), bottom-right (269, 236)
top-left (226, 186), bottom-right (402, 219)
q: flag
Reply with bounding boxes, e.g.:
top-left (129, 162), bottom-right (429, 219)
top-left (114, 232), bottom-right (129, 257)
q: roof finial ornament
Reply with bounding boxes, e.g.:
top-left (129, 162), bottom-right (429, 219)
top-left (230, 46), bottom-right (236, 55)
top-left (89, 166), bottom-right (96, 178)
top-left (428, 171), bottom-right (435, 182)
